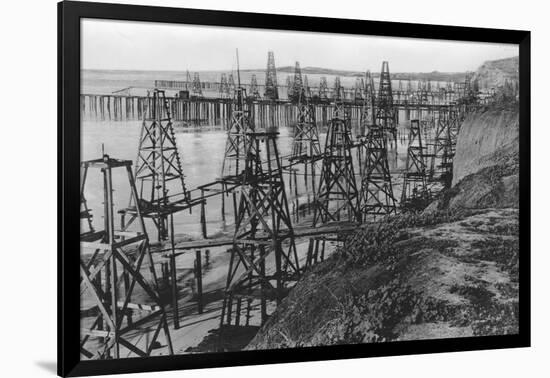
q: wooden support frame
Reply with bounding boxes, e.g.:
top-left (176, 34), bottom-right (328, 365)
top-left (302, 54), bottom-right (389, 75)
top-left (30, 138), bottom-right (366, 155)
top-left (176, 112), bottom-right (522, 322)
top-left (79, 156), bottom-right (173, 360)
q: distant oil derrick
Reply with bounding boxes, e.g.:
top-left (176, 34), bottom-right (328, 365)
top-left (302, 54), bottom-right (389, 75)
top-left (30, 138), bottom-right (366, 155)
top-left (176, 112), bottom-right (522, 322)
top-left (291, 91), bottom-right (321, 161)
top-left (407, 80), bottom-right (413, 95)
top-left (289, 61), bottom-right (304, 103)
top-left (286, 76), bottom-right (293, 99)
top-left (333, 76), bottom-right (345, 101)
top-left (313, 101), bottom-right (360, 225)
top-left (376, 61), bottom-right (397, 143)
top-left (185, 70), bottom-right (191, 90)
top-left (192, 72), bottom-right (203, 97)
top-left (318, 76), bottom-right (329, 101)
top-left (359, 125), bottom-right (397, 220)
top-left (303, 75), bottom-right (312, 100)
top-left (418, 80), bottom-right (430, 105)
top-left (353, 77), bottom-right (364, 103)
top-left (221, 85), bottom-right (254, 179)
top-left (360, 70), bottom-right (376, 136)
top-left (220, 131), bottom-right (300, 329)
top-left (228, 73), bottom-right (236, 94)
top-left (80, 155), bottom-right (173, 360)
top-left (264, 51), bottom-right (279, 100)
top-left (430, 108), bottom-right (459, 188)
top-left (220, 73), bottom-right (230, 98)
top-left (459, 72), bottom-right (479, 106)
top-left (249, 74), bottom-right (261, 100)
top-left (121, 89), bottom-right (191, 241)
top-left (400, 119), bottom-right (431, 210)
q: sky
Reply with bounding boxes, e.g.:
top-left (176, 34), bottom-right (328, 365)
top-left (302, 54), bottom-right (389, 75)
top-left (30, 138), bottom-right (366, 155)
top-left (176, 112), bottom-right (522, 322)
top-left (81, 19), bottom-right (518, 73)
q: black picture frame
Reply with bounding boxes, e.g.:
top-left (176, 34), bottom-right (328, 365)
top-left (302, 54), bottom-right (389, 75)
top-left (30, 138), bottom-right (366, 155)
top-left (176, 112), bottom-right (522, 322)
top-left (58, 1), bottom-right (531, 376)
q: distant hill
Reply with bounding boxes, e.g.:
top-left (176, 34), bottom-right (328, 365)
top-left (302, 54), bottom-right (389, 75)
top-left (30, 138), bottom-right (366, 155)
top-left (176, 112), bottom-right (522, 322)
top-left (271, 65), bottom-right (468, 82)
top-left (472, 56), bottom-right (519, 89)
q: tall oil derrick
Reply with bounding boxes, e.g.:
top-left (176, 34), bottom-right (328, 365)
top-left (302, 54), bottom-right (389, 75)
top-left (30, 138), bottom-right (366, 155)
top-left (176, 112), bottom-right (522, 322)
top-left (80, 155), bottom-right (173, 360)
top-left (220, 131), bottom-right (300, 329)
top-left (333, 76), bottom-right (345, 101)
top-left (249, 74), bottom-right (261, 100)
top-left (289, 61), bottom-right (304, 103)
top-left (358, 125), bottom-right (397, 220)
top-left (264, 51), bottom-right (279, 100)
top-left (291, 90), bottom-right (322, 161)
top-left (192, 72), bottom-right (203, 97)
top-left (376, 61), bottom-right (397, 144)
top-left (357, 70), bottom-right (376, 139)
top-left (220, 73), bottom-right (230, 98)
top-left (313, 100), bottom-right (360, 226)
top-left (353, 77), bottom-right (364, 103)
top-left (318, 76), bottom-right (329, 101)
top-left (122, 89), bottom-right (190, 241)
top-left (356, 71), bottom-right (377, 176)
top-left (430, 107), bottom-right (459, 188)
top-left (221, 83), bottom-right (254, 179)
top-left (400, 120), bottom-right (431, 210)
top-left (364, 71), bottom-right (376, 126)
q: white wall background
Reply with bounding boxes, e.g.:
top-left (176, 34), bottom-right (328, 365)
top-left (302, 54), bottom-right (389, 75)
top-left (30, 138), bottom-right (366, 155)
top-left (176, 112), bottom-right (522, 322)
top-left (1, 0), bottom-right (547, 376)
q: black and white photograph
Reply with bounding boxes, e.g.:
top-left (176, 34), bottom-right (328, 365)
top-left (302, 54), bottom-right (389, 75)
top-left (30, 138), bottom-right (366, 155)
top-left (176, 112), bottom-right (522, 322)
top-left (77, 16), bottom-right (522, 361)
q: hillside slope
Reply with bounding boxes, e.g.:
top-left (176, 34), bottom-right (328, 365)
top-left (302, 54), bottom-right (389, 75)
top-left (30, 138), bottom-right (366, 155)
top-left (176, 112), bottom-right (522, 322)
top-left (472, 56), bottom-right (519, 89)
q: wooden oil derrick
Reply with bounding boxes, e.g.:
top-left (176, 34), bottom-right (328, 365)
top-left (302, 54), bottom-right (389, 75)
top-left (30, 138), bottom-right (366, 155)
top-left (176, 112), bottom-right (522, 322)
top-left (376, 61), bottom-right (397, 144)
top-left (286, 76), bottom-right (293, 99)
top-left (430, 108), bottom-right (459, 188)
top-left (360, 70), bottom-right (376, 136)
top-left (249, 74), bottom-right (261, 100)
top-left (354, 77), bottom-right (364, 103)
top-left (220, 73), bottom-right (230, 98)
top-left (333, 76), bottom-right (345, 101)
top-left (80, 155), bottom-right (173, 360)
top-left (289, 61), bottom-right (304, 103)
top-left (318, 76), bottom-right (329, 101)
top-left (192, 72), bottom-right (202, 97)
top-left (121, 89), bottom-right (192, 241)
top-left (357, 70), bottom-right (377, 175)
top-left (228, 73), bottom-right (236, 94)
top-left (221, 86), bottom-right (254, 179)
top-left (359, 125), bottom-right (397, 221)
top-left (419, 80), bottom-right (430, 105)
top-left (220, 131), bottom-right (300, 329)
top-left (185, 70), bottom-right (191, 90)
top-left (313, 101), bottom-right (360, 226)
top-left (264, 51), bottom-right (279, 100)
top-left (291, 91), bottom-right (321, 161)
top-left (303, 75), bottom-right (312, 100)
top-left (400, 120), bottom-right (431, 210)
